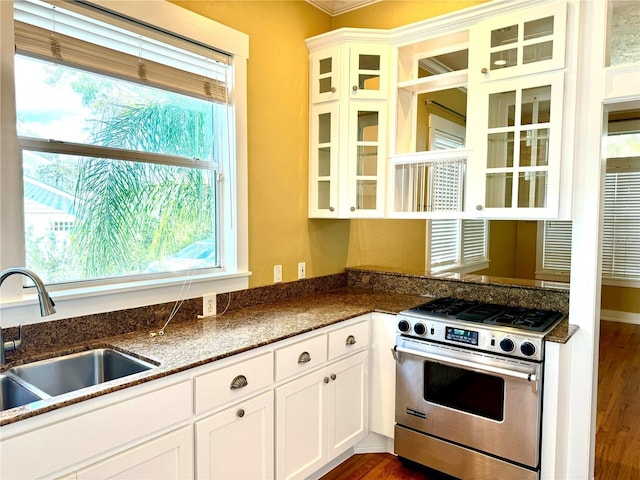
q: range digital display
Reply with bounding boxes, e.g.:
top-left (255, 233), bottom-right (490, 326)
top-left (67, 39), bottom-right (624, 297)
top-left (445, 326), bottom-right (479, 346)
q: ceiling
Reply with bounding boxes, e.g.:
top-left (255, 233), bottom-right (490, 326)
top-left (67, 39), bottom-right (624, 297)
top-left (306, 0), bottom-right (381, 16)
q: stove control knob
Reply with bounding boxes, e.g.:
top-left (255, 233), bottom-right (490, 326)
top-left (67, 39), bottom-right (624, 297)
top-left (398, 320), bottom-right (411, 333)
top-left (500, 338), bottom-right (515, 353)
top-left (413, 322), bottom-right (426, 336)
top-left (520, 341), bottom-right (536, 357)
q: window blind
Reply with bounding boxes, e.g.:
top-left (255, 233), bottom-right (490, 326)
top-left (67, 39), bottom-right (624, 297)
top-left (541, 220), bottom-right (572, 273)
top-left (14, 0), bottom-right (230, 103)
top-left (602, 168), bottom-right (640, 280)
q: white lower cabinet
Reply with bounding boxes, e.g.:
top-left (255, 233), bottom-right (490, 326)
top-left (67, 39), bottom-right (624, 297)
top-left (76, 426), bottom-right (193, 480)
top-left (195, 391), bottom-right (274, 480)
top-left (275, 351), bottom-right (368, 480)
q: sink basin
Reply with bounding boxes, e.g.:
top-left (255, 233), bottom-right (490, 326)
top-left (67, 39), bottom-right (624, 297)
top-left (0, 375), bottom-right (43, 411)
top-left (9, 348), bottom-right (155, 397)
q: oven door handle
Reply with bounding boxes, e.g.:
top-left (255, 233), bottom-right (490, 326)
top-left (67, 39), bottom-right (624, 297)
top-left (394, 345), bottom-right (539, 391)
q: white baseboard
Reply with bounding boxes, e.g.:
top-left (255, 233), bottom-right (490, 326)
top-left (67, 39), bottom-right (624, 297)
top-left (601, 309), bottom-right (640, 325)
top-left (354, 432), bottom-right (394, 454)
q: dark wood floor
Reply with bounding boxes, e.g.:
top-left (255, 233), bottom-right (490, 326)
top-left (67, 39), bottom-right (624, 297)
top-left (595, 320), bottom-right (640, 480)
top-left (322, 320), bottom-right (640, 480)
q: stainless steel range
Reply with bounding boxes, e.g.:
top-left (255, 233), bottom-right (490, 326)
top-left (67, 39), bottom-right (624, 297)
top-left (393, 297), bottom-right (563, 480)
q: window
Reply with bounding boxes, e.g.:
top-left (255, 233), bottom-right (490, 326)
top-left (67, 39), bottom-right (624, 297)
top-left (15, 0), bottom-right (232, 284)
top-left (427, 115), bottom-right (489, 273)
top-left (0, 0), bottom-right (248, 321)
top-left (537, 114), bottom-right (640, 285)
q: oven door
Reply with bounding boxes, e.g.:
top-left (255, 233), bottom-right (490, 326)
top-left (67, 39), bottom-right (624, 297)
top-left (394, 336), bottom-right (542, 468)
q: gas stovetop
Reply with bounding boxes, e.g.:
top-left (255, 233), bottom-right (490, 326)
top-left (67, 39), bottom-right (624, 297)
top-left (408, 297), bottom-right (562, 332)
top-left (397, 297), bottom-right (564, 361)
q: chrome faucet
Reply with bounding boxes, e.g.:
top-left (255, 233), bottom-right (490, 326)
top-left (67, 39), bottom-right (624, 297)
top-left (1, 268), bottom-right (56, 365)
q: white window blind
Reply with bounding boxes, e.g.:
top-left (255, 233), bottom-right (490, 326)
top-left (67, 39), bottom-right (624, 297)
top-left (14, 0), bottom-right (230, 103)
top-left (541, 220), bottom-right (572, 273)
top-left (602, 167), bottom-right (640, 280)
top-left (428, 115), bottom-right (489, 272)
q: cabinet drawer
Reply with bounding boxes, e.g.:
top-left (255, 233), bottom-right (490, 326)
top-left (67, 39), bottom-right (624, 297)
top-left (195, 352), bottom-right (273, 415)
top-left (275, 334), bottom-right (327, 381)
top-left (328, 320), bottom-right (369, 359)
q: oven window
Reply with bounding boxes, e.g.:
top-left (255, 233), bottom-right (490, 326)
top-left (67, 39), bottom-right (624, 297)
top-left (423, 361), bottom-right (505, 421)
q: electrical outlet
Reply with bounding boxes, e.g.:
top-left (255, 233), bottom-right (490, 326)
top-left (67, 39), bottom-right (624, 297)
top-left (202, 294), bottom-right (216, 317)
top-left (274, 264), bottom-right (283, 283)
top-left (298, 262), bottom-right (306, 279)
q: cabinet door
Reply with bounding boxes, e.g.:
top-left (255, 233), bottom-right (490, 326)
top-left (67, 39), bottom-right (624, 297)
top-left (195, 391), bottom-right (274, 480)
top-left (309, 102), bottom-right (340, 218)
top-left (326, 351), bottom-right (368, 460)
top-left (369, 313), bottom-right (396, 439)
top-left (467, 72), bottom-right (565, 218)
top-left (469, 1), bottom-right (567, 82)
top-left (275, 370), bottom-right (327, 480)
top-left (346, 101), bottom-right (387, 217)
top-left (76, 427), bottom-right (193, 480)
top-left (348, 45), bottom-right (389, 100)
top-left (310, 47), bottom-right (341, 104)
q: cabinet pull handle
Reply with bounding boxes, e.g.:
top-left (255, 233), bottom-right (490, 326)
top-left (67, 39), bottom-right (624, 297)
top-left (237, 408), bottom-right (245, 418)
top-left (298, 351), bottom-right (312, 364)
top-left (324, 376), bottom-right (330, 384)
top-left (230, 374), bottom-right (248, 390)
top-left (330, 373), bottom-right (337, 380)
top-left (345, 335), bottom-right (357, 346)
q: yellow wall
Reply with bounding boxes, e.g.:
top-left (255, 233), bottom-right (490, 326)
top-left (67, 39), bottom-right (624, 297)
top-left (170, 0), bottom-right (636, 315)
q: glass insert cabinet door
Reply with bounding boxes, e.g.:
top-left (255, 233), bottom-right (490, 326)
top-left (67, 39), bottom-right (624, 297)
top-left (470, 1), bottom-right (567, 81)
top-left (348, 102), bottom-right (387, 216)
top-left (309, 103), bottom-right (339, 217)
top-left (475, 72), bottom-right (564, 212)
top-left (348, 46), bottom-right (389, 100)
top-left (310, 47), bottom-right (341, 103)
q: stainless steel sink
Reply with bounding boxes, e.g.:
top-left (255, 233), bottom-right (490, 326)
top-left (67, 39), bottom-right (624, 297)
top-left (8, 348), bottom-right (155, 397)
top-left (0, 374), bottom-right (43, 411)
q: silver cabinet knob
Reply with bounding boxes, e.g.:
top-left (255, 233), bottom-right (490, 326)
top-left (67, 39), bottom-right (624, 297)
top-left (330, 373), bottom-right (336, 380)
top-left (481, 67), bottom-right (488, 74)
top-left (329, 206), bottom-right (335, 212)
top-left (324, 377), bottom-right (330, 384)
top-left (352, 85), bottom-right (358, 92)
top-left (350, 206), bottom-right (356, 212)
top-left (330, 87), bottom-right (336, 93)
top-left (476, 205), bottom-right (484, 211)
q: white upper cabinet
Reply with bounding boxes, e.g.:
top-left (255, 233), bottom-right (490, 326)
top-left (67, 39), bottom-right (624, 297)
top-left (468, 2), bottom-right (567, 82)
top-left (465, 1), bottom-right (574, 219)
top-left (307, 36), bottom-right (390, 218)
top-left (388, 0), bottom-right (576, 220)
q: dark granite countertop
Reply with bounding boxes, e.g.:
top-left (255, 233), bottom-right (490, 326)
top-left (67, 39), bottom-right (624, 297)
top-left (0, 287), bottom-right (577, 427)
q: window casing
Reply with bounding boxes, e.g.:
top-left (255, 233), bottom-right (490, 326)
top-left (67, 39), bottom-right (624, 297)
top-left (0, 0), bottom-right (249, 323)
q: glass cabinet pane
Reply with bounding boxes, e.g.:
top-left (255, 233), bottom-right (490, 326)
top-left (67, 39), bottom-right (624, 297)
top-left (486, 173), bottom-right (513, 208)
top-left (318, 181), bottom-right (330, 209)
top-left (356, 180), bottom-right (377, 209)
top-left (487, 132), bottom-right (514, 168)
top-left (357, 111), bottom-right (379, 141)
top-left (524, 16), bottom-right (554, 40)
top-left (316, 55), bottom-right (335, 96)
top-left (491, 24), bottom-right (518, 47)
top-left (357, 54), bottom-right (381, 91)
top-left (517, 171), bottom-right (547, 208)
top-left (521, 85), bottom-right (551, 124)
top-left (608, 0), bottom-right (640, 66)
top-left (519, 129), bottom-right (549, 166)
top-left (488, 90), bottom-right (516, 128)
top-left (357, 145), bottom-right (377, 176)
